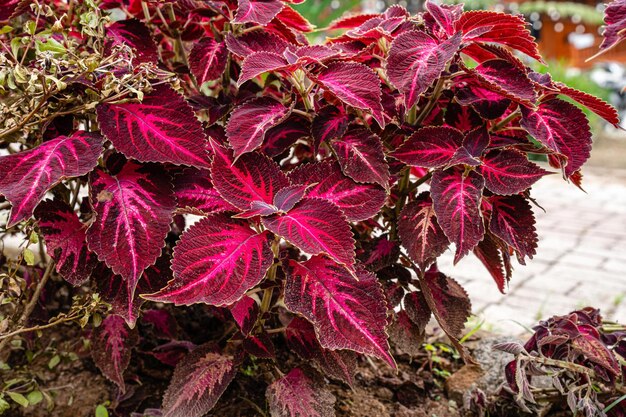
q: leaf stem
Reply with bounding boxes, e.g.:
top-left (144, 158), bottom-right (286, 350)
top-left (415, 77), bottom-right (446, 126)
top-left (492, 109), bottom-right (521, 131)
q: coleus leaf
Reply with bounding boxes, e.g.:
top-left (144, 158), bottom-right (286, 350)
top-left (189, 38), bottom-right (228, 85)
top-left (473, 232), bottom-right (509, 293)
top-left (398, 192), bottom-right (449, 271)
top-left (0, 0), bottom-right (22, 21)
top-left (284, 256), bottom-right (394, 367)
top-left (328, 13), bottom-right (381, 31)
top-left (277, 5), bottom-right (314, 32)
top-left (288, 160), bottom-right (387, 222)
top-left (479, 149), bottom-right (550, 195)
top-left (455, 84), bottom-right (511, 120)
top-left (86, 162), bottom-right (175, 299)
top-left (229, 296), bottom-right (259, 336)
top-left (210, 144), bottom-right (289, 211)
top-left (388, 310), bottom-right (426, 356)
top-left (225, 31), bottom-right (291, 57)
top-left (266, 368), bottom-right (336, 417)
top-left (419, 270), bottom-right (471, 339)
top-left (106, 19), bottom-right (158, 64)
top-left (390, 126), bottom-right (463, 168)
top-left (316, 62), bottom-right (385, 128)
top-left (444, 102), bottom-right (482, 132)
top-left (146, 214), bottom-right (273, 306)
top-left (359, 235), bottom-right (400, 272)
top-left (555, 84), bottom-right (620, 127)
top-left (386, 30), bottom-right (462, 109)
top-left (161, 344), bottom-right (237, 417)
top-left (273, 184), bottom-right (310, 211)
top-left (447, 125), bottom-right (491, 167)
top-left (331, 127), bottom-right (390, 189)
top-left (489, 195), bottom-right (538, 263)
top-left (0, 131), bottom-right (104, 228)
top-left (430, 168), bottom-right (485, 263)
top-left (172, 168), bottom-right (235, 215)
top-left (226, 97), bottom-right (291, 158)
top-left (598, 0), bottom-right (626, 53)
top-left (456, 11), bottom-right (542, 61)
top-left (238, 51), bottom-right (290, 85)
top-left (96, 84), bottom-right (211, 168)
top-left (34, 199), bottom-right (97, 286)
top-left (286, 317), bottom-right (357, 386)
top-left (311, 105), bottom-right (349, 150)
top-left (520, 98), bottom-right (592, 177)
top-left (470, 59), bottom-right (537, 105)
top-left (233, 0), bottom-right (284, 25)
top-left (262, 115), bottom-right (311, 157)
top-left (425, 0), bottom-right (463, 36)
top-left (243, 332), bottom-right (275, 358)
top-left (262, 198), bottom-right (355, 269)
top-left (90, 315), bottom-right (139, 393)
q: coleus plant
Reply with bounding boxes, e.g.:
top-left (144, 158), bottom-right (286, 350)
top-left (0, 0), bottom-right (621, 415)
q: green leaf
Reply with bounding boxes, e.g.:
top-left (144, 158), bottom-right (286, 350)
top-left (35, 38), bottom-right (66, 55)
top-left (48, 354), bottom-right (60, 369)
top-left (0, 397), bottom-right (10, 414)
top-left (26, 391), bottom-right (42, 405)
top-left (7, 392), bottom-right (28, 408)
top-left (0, 26), bottom-right (13, 35)
top-left (23, 249), bottom-right (35, 266)
top-left (95, 404), bottom-right (109, 417)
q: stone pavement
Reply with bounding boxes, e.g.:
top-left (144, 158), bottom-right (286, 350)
top-left (437, 166), bottom-right (626, 335)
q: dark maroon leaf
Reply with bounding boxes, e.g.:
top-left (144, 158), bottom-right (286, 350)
top-left (425, 0), bottom-right (462, 35)
top-left (225, 31), bottom-right (290, 57)
top-left (479, 149), bottom-right (550, 195)
top-left (284, 256), bottom-right (394, 366)
top-left (359, 235), bottom-right (400, 272)
top-left (556, 84), bottom-right (620, 127)
top-left (274, 184), bottom-right (310, 211)
top-left (91, 315), bottom-right (139, 392)
top-left (473, 233), bottom-right (509, 293)
top-left (34, 199), bottom-right (97, 286)
top-left (261, 115), bottom-right (311, 157)
top-left (172, 168), bottom-right (235, 215)
top-left (456, 84), bottom-right (511, 119)
top-left (238, 51), bottom-right (289, 85)
top-left (189, 38), bottom-right (228, 85)
top-left (266, 368), bottom-right (336, 417)
top-left (311, 105), bottom-right (349, 150)
top-left (161, 344), bottom-right (237, 417)
top-left (233, 0), bottom-right (284, 25)
top-left (146, 215), bottom-right (273, 306)
top-left (419, 270), bottom-right (471, 339)
top-left (390, 126), bottom-right (463, 168)
top-left (0, 131), bottom-right (104, 228)
top-left (229, 296), bottom-right (259, 336)
top-left (331, 127), bottom-right (390, 189)
top-left (262, 198), bottom-right (355, 269)
top-left (431, 168), bottom-right (485, 263)
top-left (243, 332), bottom-right (275, 358)
top-left (489, 195), bottom-right (538, 262)
top-left (398, 192), bottom-right (449, 270)
top-left (107, 19), bottom-right (158, 64)
top-left (598, 0), bottom-right (626, 53)
top-left (96, 85), bottom-right (211, 168)
top-left (444, 102), bottom-right (483, 132)
top-left (470, 59), bottom-right (537, 105)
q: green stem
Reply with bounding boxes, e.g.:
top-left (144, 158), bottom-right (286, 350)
top-left (492, 109), bottom-right (521, 131)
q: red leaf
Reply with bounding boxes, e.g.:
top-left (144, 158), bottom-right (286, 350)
top-left (146, 215), bottom-right (273, 306)
top-left (90, 315), bottom-right (138, 392)
top-left (328, 13), bottom-right (381, 30)
top-left (266, 368), bottom-right (336, 417)
top-left (390, 126), bottom-right (463, 168)
top-left (556, 84), bottom-right (620, 127)
top-left (226, 97), bottom-right (291, 157)
top-left (0, 131), bottom-right (104, 228)
top-left (398, 192), bottom-right (450, 271)
top-left (520, 98), bottom-right (592, 177)
top-left (225, 31), bottom-right (290, 57)
top-left (276, 5), bottom-right (314, 32)
top-left (229, 296), bottom-right (259, 335)
top-left (470, 59), bottom-right (536, 105)
top-left (34, 199), bottom-right (97, 286)
top-left (288, 160), bottom-right (387, 222)
top-left (243, 332), bottom-right (275, 358)
top-left (233, 0), bottom-right (284, 25)
top-left (0, 0), bottom-right (24, 21)
top-left (598, 0), bottom-right (626, 53)
top-left (273, 184), bottom-right (310, 212)
top-left (107, 19), bottom-right (158, 64)
top-left (261, 115), bottom-right (311, 157)
top-left (457, 11), bottom-right (541, 61)
top-left (284, 256), bottom-right (394, 366)
top-left (431, 168), bottom-right (485, 263)
top-left (456, 84), bottom-right (511, 119)
top-left (311, 105), bottom-right (349, 150)
top-left (444, 102), bottom-right (482, 132)
top-left (316, 62), bottom-right (385, 128)
top-left (97, 85), bottom-right (211, 168)
top-left (87, 162), bottom-right (175, 298)
top-left (419, 270), bottom-right (471, 339)
top-left (473, 233), bottom-right (509, 293)
top-left (479, 149), bottom-right (550, 195)
top-left (210, 144), bottom-right (289, 211)
top-left (386, 30), bottom-right (462, 108)
top-left (262, 198), bottom-right (355, 268)
top-left (331, 127), bottom-right (390, 189)
top-left (172, 168), bottom-right (235, 215)
top-left (489, 195), bottom-right (538, 262)
top-left (238, 51), bottom-right (289, 85)
top-left (286, 317), bottom-right (357, 385)
top-left (189, 38), bottom-right (228, 85)
top-left (161, 344), bottom-right (237, 417)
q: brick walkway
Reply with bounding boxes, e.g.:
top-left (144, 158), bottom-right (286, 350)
top-left (437, 166), bottom-right (626, 334)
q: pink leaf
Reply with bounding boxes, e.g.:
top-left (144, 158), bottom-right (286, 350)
top-left (390, 126), bottom-right (463, 168)
top-left (233, 0), bottom-right (284, 25)
top-left (288, 160), bottom-right (386, 222)
top-left (90, 315), bottom-right (138, 393)
top-left (0, 131), bottom-right (104, 228)
top-left (520, 98), bottom-right (592, 177)
top-left (266, 368), bottom-right (336, 417)
top-left (229, 296), bottom-right (259, 335)
top-left (146, 215), bottom-right (273, 306)
top-left (238, 51), bottom-right (289, 85)
top-left (286, 317), bottom-right (357, 385)
top-left (172, 168), bottom-right (235, 215)
top-left (386, 30), bottom-right (462, 108)
top-left (489, 195), bottom-right (538, 262)
top-left (316, 62), bottom-right (385, 128)
top-left (331, 127), bottom-right (390, 189)
top-left (107, 19), bottom-right (158, 64)
top-left (34, 199), bottom-right (97, 286)
top-left (97, 85), bottom-right (210, 168)
top-left (430, 168), bottom-right (485, 263)
top-left (189, 38), bottom-right (228, 85)
top-left (225, 31), bottom-right (291, 57)
top-left (284, 256), bottom-right (394, 366)
top-left (210, 144), bottom-right (289, 211)
top-left (161, 344), bottom-right (237, 417)
top-left (419, 270), bottom-right (471, 338)
top-left (311, 105), bottom-right (350, 150)
top-left (87, 162), bottom-right (175, 299)
top-left (398, 192), bottom-right (449, 271)
top-left (262, 198), bottom-right (355, 268)
top-left (479, 149), bottom-right (550, 195)
top-left (226, 97), bottom-right (291, 157)
top-left (425, 0), bottom-right (463, 35)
